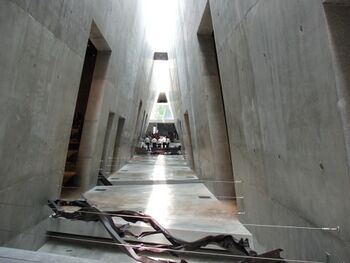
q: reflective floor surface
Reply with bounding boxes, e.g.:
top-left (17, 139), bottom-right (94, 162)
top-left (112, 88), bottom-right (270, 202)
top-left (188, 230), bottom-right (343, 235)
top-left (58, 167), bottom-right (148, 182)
top-left (39, 155), bottom-right (252, 262)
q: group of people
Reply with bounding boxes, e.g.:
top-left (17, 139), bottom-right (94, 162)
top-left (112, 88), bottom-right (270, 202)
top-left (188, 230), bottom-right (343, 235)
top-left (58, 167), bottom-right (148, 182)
top-left (144, 136), bottom-right (171, 151)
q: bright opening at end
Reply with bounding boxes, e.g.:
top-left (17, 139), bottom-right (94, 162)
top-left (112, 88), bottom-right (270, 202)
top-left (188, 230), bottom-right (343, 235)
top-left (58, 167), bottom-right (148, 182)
top-left (150, 60), bottom-right (174, 123)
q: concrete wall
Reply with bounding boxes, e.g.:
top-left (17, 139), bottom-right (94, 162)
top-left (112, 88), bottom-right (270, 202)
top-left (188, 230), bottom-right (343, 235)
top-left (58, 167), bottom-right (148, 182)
top-left (168, 0), bottom-right (235, 198)
top-left (169, 0), bottom-right (350, 261)
top-left (0, 0), bottom-right (155, 249)
top-left (1, 0), bottom-right (350, 260)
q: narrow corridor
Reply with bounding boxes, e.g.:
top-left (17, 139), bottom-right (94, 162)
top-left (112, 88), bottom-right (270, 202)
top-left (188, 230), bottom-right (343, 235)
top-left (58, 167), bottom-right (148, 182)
top-left (1, 0), bottom-right (349, 261)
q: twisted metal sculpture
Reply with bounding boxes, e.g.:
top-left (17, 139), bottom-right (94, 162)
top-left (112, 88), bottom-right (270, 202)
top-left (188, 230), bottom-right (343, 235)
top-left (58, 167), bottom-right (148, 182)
top-left (48, 199), bottom-right (285, 263)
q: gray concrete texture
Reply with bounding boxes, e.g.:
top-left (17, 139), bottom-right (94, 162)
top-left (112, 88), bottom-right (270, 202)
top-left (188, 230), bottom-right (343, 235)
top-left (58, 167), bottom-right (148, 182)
top-left (1, 0), bottom-right (350, 262)
top-left (168, 0), bottom-right (350, 261)
top-left (168, 0), bottom-right (235, 199)
top-left (0, 0), bottom-right (156, 249)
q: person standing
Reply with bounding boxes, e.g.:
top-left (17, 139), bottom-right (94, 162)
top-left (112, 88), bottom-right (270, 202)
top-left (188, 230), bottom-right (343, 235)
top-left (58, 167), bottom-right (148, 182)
top-left (166, 137), bottom-right (170, 148)
top-left (162, 136), bottom-right (167, 149)
top-left (151, 137), bottom-right (157, 150)
top-left (144, 136), bottom-right (150, 151)
top-left (157, 137), bottom-right (163, 148)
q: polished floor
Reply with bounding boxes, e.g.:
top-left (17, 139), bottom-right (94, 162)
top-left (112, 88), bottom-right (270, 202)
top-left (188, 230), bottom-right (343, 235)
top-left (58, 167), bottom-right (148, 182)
top-left (86, 155), bottom-right (250, 238)
top-left (39, 155), bottom-right (252, 262)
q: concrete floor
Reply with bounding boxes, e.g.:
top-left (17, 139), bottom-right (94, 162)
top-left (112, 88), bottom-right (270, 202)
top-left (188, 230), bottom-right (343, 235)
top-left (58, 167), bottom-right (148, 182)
top-left (107, 155), bottom-right (199, 185)
top-left (87, 155), bottom-right (250, 237)
top-left (40, 155), bottom-right (251, 262)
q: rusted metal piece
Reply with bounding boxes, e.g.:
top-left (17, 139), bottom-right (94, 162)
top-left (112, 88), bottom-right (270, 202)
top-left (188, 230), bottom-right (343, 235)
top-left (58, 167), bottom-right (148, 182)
top-left (49, 200), bottom-right (184, 263)
top-left (48, 199), bottom-right (286, 263)
top-left (241, 249), bottom-right (285, 263)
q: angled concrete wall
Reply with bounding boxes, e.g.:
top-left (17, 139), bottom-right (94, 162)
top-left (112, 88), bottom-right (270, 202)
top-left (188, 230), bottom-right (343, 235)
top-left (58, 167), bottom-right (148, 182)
top-left (168, 0), bottom-right (235, 198)
top-left (0, 0), bottom-right (155, 249)
top-left (170, 0), bottom-right (350, 261)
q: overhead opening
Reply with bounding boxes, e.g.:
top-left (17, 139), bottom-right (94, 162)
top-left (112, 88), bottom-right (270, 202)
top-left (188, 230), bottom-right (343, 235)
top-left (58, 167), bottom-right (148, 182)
top-left (157, 92), bottom-right (168, 103)
top-left (154, 52), bottom-right (168, 60)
